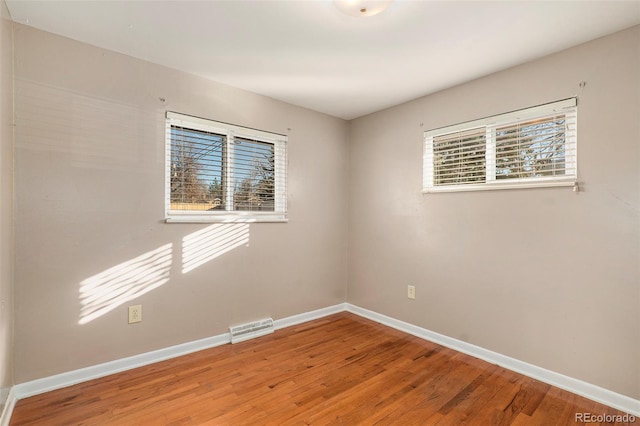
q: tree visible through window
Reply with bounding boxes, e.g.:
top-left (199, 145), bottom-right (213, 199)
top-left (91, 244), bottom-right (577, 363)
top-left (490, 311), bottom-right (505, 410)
top-left (232, 138), bottom-right (275, 212)
top-left (170, 126), bottom-right (226, 211)
top-left (495, 115), bottom-right (567, 180)
top-left (433, 129), bottom-right (486, 186)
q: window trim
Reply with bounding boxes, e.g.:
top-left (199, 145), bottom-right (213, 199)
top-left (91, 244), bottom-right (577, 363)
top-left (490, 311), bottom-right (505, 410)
top-left (165, 112), bottom-right (288, 223)
top-left (423, 98), bottom-right (577, 193)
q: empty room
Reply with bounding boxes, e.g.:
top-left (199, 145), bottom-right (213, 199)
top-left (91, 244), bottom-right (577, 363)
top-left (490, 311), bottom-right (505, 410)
top-left (0, 0), bottom-right (639, 424)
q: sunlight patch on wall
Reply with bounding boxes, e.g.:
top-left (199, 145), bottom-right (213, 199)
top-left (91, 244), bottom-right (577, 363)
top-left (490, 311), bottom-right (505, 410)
top-left (79, 244), bottom-right (173, 325)
top-left (182, 224), bottom-right (249, 274)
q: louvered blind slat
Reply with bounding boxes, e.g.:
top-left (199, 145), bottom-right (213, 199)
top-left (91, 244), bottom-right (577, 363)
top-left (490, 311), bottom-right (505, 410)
top-left (432, 128), bottom-right (486, 186)
top-left (495, 114), bottom-right (572, 180)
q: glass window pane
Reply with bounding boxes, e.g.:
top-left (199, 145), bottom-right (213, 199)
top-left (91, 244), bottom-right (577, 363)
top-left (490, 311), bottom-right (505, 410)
top-left (433, 129), bottom-right (486, 185)
top-left (233, 138), bottom-right (275, 212)
top-left (495, 115), bottom-right (566, 180)
top-left (170, 126), bottom-right (226, 211)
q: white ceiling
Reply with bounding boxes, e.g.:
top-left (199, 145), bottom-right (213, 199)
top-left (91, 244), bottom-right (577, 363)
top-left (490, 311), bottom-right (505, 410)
top-left (6, 0), bottom-right (640, 120)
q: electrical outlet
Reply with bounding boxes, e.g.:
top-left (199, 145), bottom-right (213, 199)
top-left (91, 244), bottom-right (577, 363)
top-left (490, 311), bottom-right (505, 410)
top-left (407, 285), bottom-right (416, 300)
top-left (128, 305), bottom-right (142, 324)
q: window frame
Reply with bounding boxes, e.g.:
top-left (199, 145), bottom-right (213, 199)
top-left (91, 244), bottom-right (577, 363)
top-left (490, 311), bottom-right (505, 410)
top-left (423, 98), bottom-right (577, 193)
top-left (165, 112), bottom-right (287, 223)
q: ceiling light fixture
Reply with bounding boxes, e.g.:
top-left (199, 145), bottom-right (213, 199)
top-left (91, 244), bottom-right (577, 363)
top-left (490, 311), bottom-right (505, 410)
top-left (333, 0), bottom-right (393, 17)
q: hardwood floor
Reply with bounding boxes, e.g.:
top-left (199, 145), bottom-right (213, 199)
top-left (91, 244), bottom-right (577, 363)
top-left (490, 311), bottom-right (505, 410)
top-left (10, 313), bottom-right (637, 425)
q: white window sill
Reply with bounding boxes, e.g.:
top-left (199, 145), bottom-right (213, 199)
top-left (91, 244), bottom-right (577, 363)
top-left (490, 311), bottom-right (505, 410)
top-left (165, 213), bottom-right (288, 223)
top-left (423, 178), bottom-right (577, 194)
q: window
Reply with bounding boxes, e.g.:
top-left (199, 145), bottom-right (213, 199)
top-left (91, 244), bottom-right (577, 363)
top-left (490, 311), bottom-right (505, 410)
top-left (423, 98), bottom-right (577, 192)
top-left (165, 112), bottom-right (287, 222)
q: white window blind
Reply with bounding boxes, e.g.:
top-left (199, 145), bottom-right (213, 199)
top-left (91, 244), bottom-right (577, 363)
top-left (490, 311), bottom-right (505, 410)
top-left (165, 112), bottom-right (287, 222)
top-left (424, 98), bottom-right (577, 193)
top-left (432, 127), bottom-right (486, 186)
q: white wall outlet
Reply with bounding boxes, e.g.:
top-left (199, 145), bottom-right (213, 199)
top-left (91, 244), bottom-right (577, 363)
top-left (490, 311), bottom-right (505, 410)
top-left (407, 285), bottom-right (416, 300)
top-left (128, 305), bottom-right (142, 324)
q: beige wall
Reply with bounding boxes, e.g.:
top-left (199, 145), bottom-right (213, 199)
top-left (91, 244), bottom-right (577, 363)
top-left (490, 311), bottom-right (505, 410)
top-left (348, 26), bottom-right (640, 399)
top-left (0, 0), bottom-right (14, 398)
top-left (13, 24), bottom-right (349, 383)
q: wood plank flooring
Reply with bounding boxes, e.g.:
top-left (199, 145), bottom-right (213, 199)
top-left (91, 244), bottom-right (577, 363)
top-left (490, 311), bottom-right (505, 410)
top-left (10, 312), bottom-right (638, 425)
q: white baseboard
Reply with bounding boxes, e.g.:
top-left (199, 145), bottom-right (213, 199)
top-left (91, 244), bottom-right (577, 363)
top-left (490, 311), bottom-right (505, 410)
top-left (6, 302), bottom-right (639, 423)
top-left (345, 303), bottom-right (640, 417)
top-left (274, 303), bottom-right (347, 330)
top-left (0, 387), bottom-right (17, 426)
top-left (0, 387), bottom-right (7, 409)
